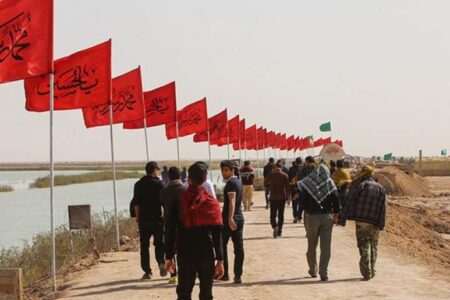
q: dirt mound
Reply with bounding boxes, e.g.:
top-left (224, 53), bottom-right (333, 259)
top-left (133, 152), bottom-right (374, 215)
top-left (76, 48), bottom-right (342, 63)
top-left (384, 203), bottom-right (450, 268)
top-left (375, 166), bottom-right (432, 197)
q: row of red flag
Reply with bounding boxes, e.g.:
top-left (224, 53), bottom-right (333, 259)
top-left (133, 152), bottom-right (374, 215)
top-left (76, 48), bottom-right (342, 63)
top-left (0, 0), bottom-right (343, 152)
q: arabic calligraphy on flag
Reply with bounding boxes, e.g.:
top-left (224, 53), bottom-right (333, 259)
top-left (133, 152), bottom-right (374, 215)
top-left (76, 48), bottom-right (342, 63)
top-left (193, 109), bottom-right (228, 145)
top-left (24, 40), bottom-right (111, 112)
top-left (82, 67), bottom-right (144, 128)
top-left (165, 98), bottom-right (208, 140)
top-left (0, 0), bottom-right (53, 83)
top-left (123, 81), bottom-right (176, 129)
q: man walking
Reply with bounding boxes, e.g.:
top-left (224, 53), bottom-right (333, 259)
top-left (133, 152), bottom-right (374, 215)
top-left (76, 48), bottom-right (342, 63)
top-left (266, 162), bottom-right (291, 238)
top-left (263, 158), bottom-right (275, 209)
top-left (133, 161), bottom-right (167, 280)
top-left (220, 160), bottom-right (245, 284)
top-left (239, 160), bottom-right (255, 211)
top-left (339, 165), bottom-right (387, 281)
top-left (160, 167), bottom-right (185, 284)
top-left (165, 162), bottom-right (224, 300)
top-left (289, 158), bottom-right (303, 223)
top-left (298, 163), bottom-right (340, 281)
top-left (331, 159), bottom-right (352, 208)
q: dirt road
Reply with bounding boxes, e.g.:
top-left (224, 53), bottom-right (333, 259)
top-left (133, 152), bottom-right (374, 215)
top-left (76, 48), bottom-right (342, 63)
top-left (60, 192), bottom-right (450, 300)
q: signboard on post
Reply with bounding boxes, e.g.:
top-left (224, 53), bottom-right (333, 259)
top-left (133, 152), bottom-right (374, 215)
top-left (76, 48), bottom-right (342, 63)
top-left (68, 205), bottom-right (92, 230)
top-left (319, 143), bottom-right (346, 161)
top-left (0, 268), bottom-right (23, 300)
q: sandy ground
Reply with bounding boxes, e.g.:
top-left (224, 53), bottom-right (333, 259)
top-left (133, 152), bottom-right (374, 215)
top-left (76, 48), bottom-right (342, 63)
top-left (59, 192), bottom-right (450, 300)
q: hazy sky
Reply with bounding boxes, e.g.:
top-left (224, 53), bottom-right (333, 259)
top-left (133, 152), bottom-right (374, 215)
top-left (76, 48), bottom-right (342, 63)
top-left (1, 0), bottom-right (449, 162)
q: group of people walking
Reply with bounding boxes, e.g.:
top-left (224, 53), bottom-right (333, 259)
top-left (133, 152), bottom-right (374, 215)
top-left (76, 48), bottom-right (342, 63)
top-left (131, 156), bottom-right (387, 299)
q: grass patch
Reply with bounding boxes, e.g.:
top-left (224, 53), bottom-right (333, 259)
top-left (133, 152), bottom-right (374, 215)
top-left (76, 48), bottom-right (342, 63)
top-left (0, 211), bottom-right (138, 296)
top-left (29, 171), bottom-right (144, 188)
top-left (0, 184), bottom-right (13, 192)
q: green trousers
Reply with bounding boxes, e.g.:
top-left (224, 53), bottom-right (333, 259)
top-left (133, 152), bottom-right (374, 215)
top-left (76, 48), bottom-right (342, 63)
top-left (305, 213), bottom-right (333, 277)
top-left (356, 223), bottom-right (379, 279)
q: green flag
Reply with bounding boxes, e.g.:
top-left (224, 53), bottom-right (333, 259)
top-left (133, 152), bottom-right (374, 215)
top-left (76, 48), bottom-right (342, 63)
top-left (384, 153), bottom-right (393, 161)
top-left (319, 122), bottom-right (331, 132)
top-left (442, 149), bottom-right (447, 156)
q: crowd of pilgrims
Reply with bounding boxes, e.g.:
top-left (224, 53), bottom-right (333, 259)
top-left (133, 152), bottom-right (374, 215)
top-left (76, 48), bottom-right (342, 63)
top-left (131, 156), bottom-right (387, 300)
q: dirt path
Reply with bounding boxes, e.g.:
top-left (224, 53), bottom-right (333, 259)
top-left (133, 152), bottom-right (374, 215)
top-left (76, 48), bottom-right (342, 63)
top-left (60, 192), bottom-right (450, 300)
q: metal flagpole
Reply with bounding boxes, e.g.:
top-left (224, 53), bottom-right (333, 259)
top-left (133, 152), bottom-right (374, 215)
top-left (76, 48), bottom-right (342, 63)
top-left (176, 121), bottom-right (180, 168)
top-left (207, 129), bottom-right (213, 182)
top-left (108, 105), bottom-right (120, 251)
top-left (143, 110), bottom-right (149, 162)
top-left (256, 149), bottom-right (260, 177)
top-left (238, 125), bottom-right (242, 163)
top-left (49, 73), bottom-right (56, 292)
top-left (226, 121), bottom-right (230, 160)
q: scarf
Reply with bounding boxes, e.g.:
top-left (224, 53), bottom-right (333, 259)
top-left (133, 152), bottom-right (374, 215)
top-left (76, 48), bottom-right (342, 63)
top-left (299, 164), bottom-right (337, 206)
top-left (347, 165), bottom-right (375, 198)
top-left (180, 184), bottom-right (223, 229)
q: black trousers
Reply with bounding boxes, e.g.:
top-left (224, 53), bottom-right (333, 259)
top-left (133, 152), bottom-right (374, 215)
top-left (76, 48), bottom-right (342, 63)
top-left (292, 199), bottom-right (303, 219)
top-left (177, 255), bottom-right (215, 300)
top-left (270, 199), bottom-right (286, 233)
top-left (138, 220), bottom-right (165, 274)
top-left (222, 220), bottom-right (245, 279)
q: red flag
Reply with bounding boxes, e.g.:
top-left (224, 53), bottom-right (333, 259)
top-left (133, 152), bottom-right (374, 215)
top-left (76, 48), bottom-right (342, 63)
top-left (123, 81), bottom-right (177, 129)
top-left (267, 131), bottom-right (275, 148)
top-left (165, 98), bottom-right (208, 140)
top-left (82, 67), bottom-right (144, 128)
top-left (323, 137), bottom-right (332, 145)
top-left (245, 125), bottom-right (257, 150)
top-left (228, 115), bottom-right (240, 144)
top-left (280, 134), bottom-right (288, 150)
top-left (0, 0), bottom-right (53, 83)
top-left (239, 119), bottom-right (246, 147)
top-left (257, 127), bottom-right (264, 150)
top-left (287, 135), bottom-right (295, 151)
top-left (294, 137), bottom-right (300, 151)
top-left (233, 118), bottom-right (246, 150)
top-left (313, 138), bottom-right (324, 148)
top-left (193, 109), bottom-right (228, 145)
top-left (25, 40), bottom-right (111, 112)
top-left (263, 129), bottom-right (269, 148)
top-left (273, 133), bottom-right (280, 149)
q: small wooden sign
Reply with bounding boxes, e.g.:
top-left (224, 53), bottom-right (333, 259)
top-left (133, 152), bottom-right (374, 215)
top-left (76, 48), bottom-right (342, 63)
top-left (0, 268), bottom-right (23, 300)
top-left (68, 205), bottom-right (92, 230)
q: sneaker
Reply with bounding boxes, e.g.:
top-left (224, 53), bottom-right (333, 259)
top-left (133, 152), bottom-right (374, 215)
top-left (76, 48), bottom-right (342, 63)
top-left (265, 204), bottom-right (269, 209)
top-left (293, 217), bottom-right (299, 224)
top-left (320, 276), bottom-right (329, 282)
top-left (169, 276), bottom-right (178, 284)
top-left (234, 277), bottom-right (242, 284)
top-left (142, 272), bottom-right (152, 280)
top-left (362, 276), bottom-right (371, 281)
top-left (308, 271), bottom-right (317, 278)
top-left (278, 232), bottom-right (282, 237)
top-left (159, 263), bottom-right (168, 277)
top-left (273, 226), bottom-right (278, 238)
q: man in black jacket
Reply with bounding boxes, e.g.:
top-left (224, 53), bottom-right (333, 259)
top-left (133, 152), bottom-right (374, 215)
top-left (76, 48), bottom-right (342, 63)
top-left (160, 167), bottom-right (185, 284)
top-left (133, 161), bottom-right (167, 280)
top-left (263, 158), bottom-right (275, 209)
top-left (289, 157), bottom-right (303, 223)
